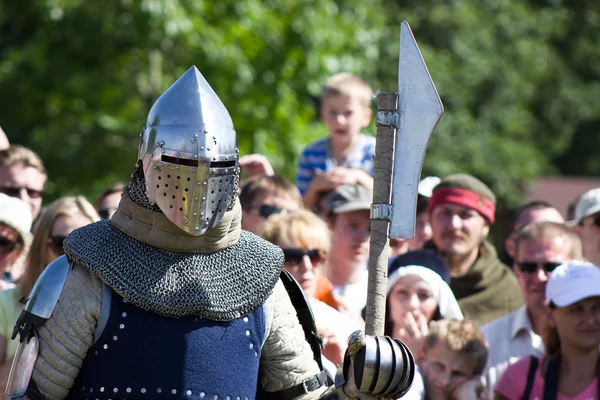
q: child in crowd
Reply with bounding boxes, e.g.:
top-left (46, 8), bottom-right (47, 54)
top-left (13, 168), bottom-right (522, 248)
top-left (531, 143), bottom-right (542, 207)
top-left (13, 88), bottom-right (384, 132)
top-left (419, 319), bottom-right (489, 400)
top-left (296, 73), bottom-right (375, 211)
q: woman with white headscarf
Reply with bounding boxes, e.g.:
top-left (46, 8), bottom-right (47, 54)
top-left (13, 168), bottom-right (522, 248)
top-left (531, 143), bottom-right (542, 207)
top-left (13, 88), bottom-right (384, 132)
top-left (385, 265), bottom-right (463, 360)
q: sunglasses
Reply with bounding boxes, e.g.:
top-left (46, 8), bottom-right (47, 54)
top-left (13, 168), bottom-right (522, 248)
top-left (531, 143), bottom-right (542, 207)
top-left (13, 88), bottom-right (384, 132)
top-left (258, 204), bottom-right (286, 219)
top-left (98, 208), bottom-right (117, 220)
top-left (516, 261), bottom-right (561, 274)
top-left (0, 186), bottom-right (43, 199)
top-left (0, 237), bottom-right (19, 252)
top-left (48, 235), bottom-right (67, 255)
top-left (282, 248), bottom-right (324, 267)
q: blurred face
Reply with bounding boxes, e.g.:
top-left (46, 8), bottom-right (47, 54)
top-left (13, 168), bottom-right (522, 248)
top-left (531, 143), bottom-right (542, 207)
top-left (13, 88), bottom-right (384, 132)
top-left (47, 213), bottom-right (94, 264)
top-left (549, 297), bottom-right (600, 352)
top-left (431, 203), bottom-right (489, 260)
top-left (578, 213), bottom-right (600, 266)
top-left (241, 194), bottom-right (300, 235)
top-left (97, 192), bottom-right (122, 220)
top-left (407, 211), bottom-right (432, 251)
top-left (514, 237), bottom-right (572, 313)
top-left (320, 95), bottom-right (372, 148)
top-left (0, 224), bottom-right (23, 270)
top-left (420, 342), bottom-right (479, 400)
top-left (389, 275), bottom-right (438, 328)
top-left (279, 236), bottom-right (326, 297)
top-left (506, 207), bottom-right (565, 257)
top-left (329, 210), bottom-right (370, 265)
top-left (0, 163), bottom-right (46, 220)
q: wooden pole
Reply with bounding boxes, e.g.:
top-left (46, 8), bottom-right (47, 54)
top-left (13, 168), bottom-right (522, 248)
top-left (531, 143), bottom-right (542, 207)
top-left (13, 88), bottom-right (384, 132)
top-left (364, 92), bottom-right (398, 336)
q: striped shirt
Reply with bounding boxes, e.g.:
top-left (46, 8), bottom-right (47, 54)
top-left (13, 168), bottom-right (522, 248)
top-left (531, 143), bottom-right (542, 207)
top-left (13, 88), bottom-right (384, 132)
top-left (296, 134), bottom-right (376, 195)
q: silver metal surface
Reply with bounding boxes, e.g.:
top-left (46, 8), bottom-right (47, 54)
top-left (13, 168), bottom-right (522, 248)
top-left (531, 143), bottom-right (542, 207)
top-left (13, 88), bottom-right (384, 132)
top-left (370, 203), bottom-right (393, 221)
top-left (389, 21), bottom-right (444, 239)
top-left (139, 66), bottom-right (239, 236)
top-left (24, 255), bottom-right (71, 320)
top-left (356, 335), bottom-right (378, 392)
top-left (4, 334), bottom-right (39, 398)
top-left (382, 337), bottom-right (405, 397)
top-left (372, 337), bottom-right (394, 395)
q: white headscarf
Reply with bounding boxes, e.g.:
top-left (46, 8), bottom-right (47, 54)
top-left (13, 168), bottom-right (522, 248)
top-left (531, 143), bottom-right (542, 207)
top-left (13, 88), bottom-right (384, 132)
top-left (387, 265), bottom-right (463, 320)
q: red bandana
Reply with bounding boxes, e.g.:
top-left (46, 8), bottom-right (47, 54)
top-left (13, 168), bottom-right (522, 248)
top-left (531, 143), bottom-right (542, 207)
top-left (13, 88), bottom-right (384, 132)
top-left (428, 187), bottom-right (495, 223)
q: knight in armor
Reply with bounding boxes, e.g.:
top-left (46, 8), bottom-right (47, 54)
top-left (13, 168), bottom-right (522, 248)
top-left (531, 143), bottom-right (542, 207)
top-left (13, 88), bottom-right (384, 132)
top-left (3, 66), bottom-right (414, 400)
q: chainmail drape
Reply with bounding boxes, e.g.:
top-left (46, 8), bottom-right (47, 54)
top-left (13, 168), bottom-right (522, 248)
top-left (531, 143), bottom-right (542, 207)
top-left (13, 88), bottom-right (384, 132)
top-left (64, 223), bottom-right (283, 321)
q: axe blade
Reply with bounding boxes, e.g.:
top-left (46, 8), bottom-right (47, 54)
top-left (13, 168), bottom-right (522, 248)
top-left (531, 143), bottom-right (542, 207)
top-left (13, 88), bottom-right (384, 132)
top-left (389, 21), bottom-right (444, 239)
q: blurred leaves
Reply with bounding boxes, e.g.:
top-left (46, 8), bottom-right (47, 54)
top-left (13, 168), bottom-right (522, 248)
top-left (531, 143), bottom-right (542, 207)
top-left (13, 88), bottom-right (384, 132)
top-left (0, 0), bottom-right (599, 207)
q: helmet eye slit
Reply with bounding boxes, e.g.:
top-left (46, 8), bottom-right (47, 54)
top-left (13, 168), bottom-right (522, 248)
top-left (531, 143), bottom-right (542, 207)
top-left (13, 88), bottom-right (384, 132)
top-left (161, 155), bottom-right (198, 167)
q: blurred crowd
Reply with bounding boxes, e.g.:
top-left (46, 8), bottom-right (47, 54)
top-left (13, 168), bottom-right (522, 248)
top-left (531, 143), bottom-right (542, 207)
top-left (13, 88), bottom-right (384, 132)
top-left (1, 72), bottom-right (600, 400)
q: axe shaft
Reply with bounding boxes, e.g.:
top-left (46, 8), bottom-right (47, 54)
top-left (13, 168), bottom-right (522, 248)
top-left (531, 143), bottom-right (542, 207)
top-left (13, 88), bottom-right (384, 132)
top-left (365, 92), bottom-right (398, 337)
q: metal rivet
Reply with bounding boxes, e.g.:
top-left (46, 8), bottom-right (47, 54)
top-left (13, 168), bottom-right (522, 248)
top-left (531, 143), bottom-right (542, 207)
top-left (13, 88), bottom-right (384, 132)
top-left (195, 227), bottom-right (199, 230)
top-left (214, 395), bottom-right (219, 400)
top-left (200, 146), bottom-right (204, 150)
top-left (94, 350), bottom-right (98, 355)
top-left (157, 388), bottom-right (162, 393)
top-left (202, 197), bottom-right (206, 201)
top-left (192, 168), bottom-right (197, 172)
top-left (200, 392), bottom-right (206, 398)
top-left (193, 154), bottom-right (198, 158)
top-left (197, 181), bottom-right (201, 185)
top-left (172, 389), bottom-right (177, 394)
top-left (187, 390), bottom-right (193, 395)
top-left (119, 324), bottom-right (125, 329)
top-left (141, 388), bottom-right (146, 394)
top-left (184, 220), bottom-right (189, 224)
top-left (177, 152), bottom-right (181, 156)
top-left (176, 165), bottom-right (180, 170)
top-left (113, 336), bottom-right (118, 341)
top-left (246, 330), bottom-right (250, 336)
top-left (103, 344), bottom-right (108, 349)
top-left (194, 134), bottom-right (198, 138)
top-left (160, 162), bottom-right (164, 166)
top-left (153, 166), bottom-right (157, 169)
top-left (227, 397), bottom-right (231, 400)
top-left (161, 150), bottom-right (165, 153)
top-left (255, 351), bottom-right (258, 357)
top-left (100, 387), bottom-right (104, 392)
top-left (193, 212), bottom-right (197, 216)
top-left (203, 182), bottom-right (207, 186)
top-left (126, 388), bottom-right (132, 393)
top-left (90, 388), bottom-right (93, 392)
top-left (244, 317), bottom-right (249, 322)
top-left (122, 312), bottom-right (127, 317)
top-left (113, 388), bottom-right (118, 393)
top-left (249, 343), bottom-right (254, 349)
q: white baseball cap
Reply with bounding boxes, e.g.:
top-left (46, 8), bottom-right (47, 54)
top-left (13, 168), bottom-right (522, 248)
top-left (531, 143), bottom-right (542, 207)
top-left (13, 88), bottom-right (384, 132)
top-left (418, 176), bottom-right (441, 198)
top-left (546, 260), bottom-right (600, 307)
top-left (574, 187), bottom-right (600, 224)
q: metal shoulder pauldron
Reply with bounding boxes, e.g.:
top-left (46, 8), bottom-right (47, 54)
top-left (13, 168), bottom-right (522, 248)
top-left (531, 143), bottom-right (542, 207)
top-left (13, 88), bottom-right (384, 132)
top-left (3, 255), bottom-right (72, 400)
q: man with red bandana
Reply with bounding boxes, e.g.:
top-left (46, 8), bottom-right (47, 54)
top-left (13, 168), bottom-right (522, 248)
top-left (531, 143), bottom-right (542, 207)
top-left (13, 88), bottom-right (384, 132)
top-left (425, 173), bottom-right (523, 326)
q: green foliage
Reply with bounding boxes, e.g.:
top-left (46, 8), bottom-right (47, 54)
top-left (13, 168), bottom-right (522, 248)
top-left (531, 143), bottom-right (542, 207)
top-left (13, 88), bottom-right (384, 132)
top-left (378, 0), bottom-right (600, 205)
top-left (0, 0), bottom-right (598, 207)
top-left (0, 0), bottom-right (385, 201)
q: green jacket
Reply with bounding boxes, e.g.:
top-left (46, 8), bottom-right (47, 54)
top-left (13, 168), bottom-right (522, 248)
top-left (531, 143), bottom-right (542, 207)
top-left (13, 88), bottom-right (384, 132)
top-left (428, 240), bottom-right (523, 327)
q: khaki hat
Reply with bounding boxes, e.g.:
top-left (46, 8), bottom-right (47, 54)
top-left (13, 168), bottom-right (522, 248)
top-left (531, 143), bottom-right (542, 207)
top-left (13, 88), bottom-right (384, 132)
top-left (325, 184), bottom-right (372, 215)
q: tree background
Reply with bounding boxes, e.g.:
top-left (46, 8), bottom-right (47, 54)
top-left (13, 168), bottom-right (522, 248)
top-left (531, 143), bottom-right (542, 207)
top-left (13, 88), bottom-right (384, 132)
top-left (0, 0), bottom-right (599, 213)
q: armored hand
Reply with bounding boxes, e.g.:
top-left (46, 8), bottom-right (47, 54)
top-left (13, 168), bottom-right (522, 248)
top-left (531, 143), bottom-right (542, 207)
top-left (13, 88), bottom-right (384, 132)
top-left (335, 331), bottom-right (414, 400)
